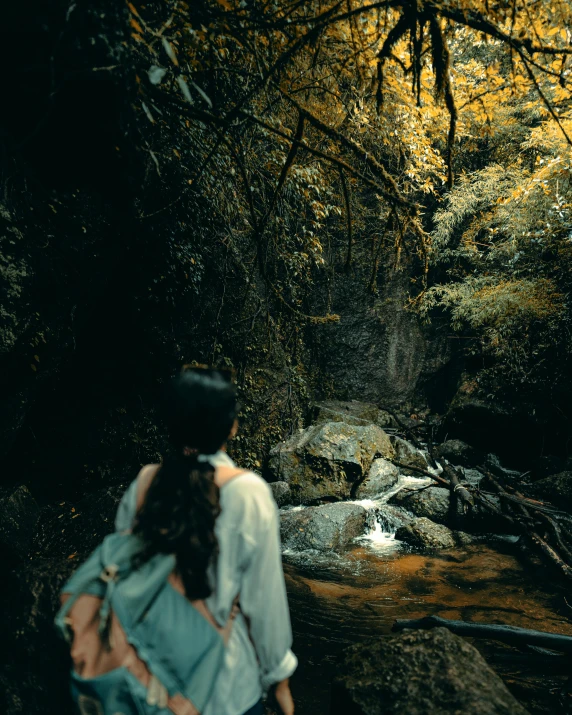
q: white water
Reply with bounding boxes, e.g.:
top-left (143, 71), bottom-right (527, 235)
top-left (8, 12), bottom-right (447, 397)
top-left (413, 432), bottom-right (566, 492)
top-left (281, 472), bottom-right (436, 560)
top-left (354, 474), bottom-right (433, 555)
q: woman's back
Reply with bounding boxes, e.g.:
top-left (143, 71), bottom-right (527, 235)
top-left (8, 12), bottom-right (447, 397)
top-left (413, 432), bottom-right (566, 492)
top-left (115, 449), bottom-right (297, 715)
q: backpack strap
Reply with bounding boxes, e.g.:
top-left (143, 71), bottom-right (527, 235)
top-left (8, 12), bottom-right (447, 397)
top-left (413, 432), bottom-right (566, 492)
top-left (56, 547), bottom-right (111, 642)
top-left (97, 564), bottom-right (121, 648)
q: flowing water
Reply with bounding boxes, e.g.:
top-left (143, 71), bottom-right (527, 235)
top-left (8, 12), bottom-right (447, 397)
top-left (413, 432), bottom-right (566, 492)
top-left (282, 477), bottom-right (572, 714)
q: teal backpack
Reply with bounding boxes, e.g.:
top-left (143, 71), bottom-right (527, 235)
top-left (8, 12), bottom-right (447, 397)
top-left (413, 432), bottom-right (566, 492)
top-left (55, 531), bottom-right (231, 715)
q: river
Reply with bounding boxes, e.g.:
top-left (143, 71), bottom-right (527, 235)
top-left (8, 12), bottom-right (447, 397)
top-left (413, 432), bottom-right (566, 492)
top-left (281, 478), bottom-right (572, 714)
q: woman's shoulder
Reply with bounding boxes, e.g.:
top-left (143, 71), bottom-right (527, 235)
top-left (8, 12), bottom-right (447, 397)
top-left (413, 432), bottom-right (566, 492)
top-left (135, 463), bottom-right (161, 511)
top-left (219, 470), bottom-right (276, 526)
top-left (222, 469), bottom-right (272, 496)
top-left (115, 464), bottom-right (158, 532)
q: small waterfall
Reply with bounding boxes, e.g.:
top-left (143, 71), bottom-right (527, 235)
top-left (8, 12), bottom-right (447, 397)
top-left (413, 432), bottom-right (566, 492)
top-left (352, 474), bottom-right (434, 554)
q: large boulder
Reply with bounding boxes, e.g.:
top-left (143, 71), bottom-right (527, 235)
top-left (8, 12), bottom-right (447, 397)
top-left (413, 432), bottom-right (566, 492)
top-left (0, 485), bottom-right (40, 562)
top-left (280, 502), bottom-right (367, 552)
top-left (312, 400), bottom-right (396, 429)
top-left (395, 517), bottom-right (477, 550)
top-left (388, 486), bottom-right (508, 533)
top-left (531, 471), bottom-right (572, 512)
top-left (434, 439), bottom-right (483, 468)
top-left (331, 627), bottom-right (529, 714)
top-left (269, 421), bottom-right (394, 503)
top-left (389, 436), bottom-right (428, 473)
top-left (389, 487), bottom-right (453, 524)
top-left (268, 481), bottom-right (291, 507)
top-left (355, 458), bottom-right (399, 499)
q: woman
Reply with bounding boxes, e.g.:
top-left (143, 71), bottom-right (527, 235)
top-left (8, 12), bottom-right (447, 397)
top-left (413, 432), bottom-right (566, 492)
top-left (114, 367), bottom-right (296, 715)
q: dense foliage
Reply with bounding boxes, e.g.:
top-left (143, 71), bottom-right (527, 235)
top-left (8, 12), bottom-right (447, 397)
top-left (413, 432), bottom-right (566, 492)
top-left (3, 0), bottom-right (572, 483)
top-left (120, 0), bottom-right (572, 415)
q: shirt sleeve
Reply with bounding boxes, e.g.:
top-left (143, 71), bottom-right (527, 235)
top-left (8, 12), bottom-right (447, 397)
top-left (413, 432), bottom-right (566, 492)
top-left (114, 478), bottom-right (138, 532)
top-left (237, 481), bottom-right (298, 690)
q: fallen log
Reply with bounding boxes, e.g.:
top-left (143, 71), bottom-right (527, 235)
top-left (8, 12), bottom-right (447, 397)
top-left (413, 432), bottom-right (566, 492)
top-left (394, 445), bottom-right (572, 579)
top-left (479, 467), bottom-right (572, 580)
top-left (390, 459), bottom-right (473, 513)
top-left (390, 461), bottom-right (449, 487)
top-left (377, 406), bottom-right (425, 452)
top-left (440, 461), bottom-right (474, 510)
top-left (392, 615), bottom-right (572, 654)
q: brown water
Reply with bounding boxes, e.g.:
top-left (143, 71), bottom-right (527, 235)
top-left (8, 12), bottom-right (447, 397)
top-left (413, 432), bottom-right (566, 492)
top-left (284, 542), bottom-right (572, 714)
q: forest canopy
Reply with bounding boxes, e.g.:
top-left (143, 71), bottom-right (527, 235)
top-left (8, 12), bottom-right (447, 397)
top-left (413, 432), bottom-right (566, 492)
top-left (126, 0), bottom-right (572, 407)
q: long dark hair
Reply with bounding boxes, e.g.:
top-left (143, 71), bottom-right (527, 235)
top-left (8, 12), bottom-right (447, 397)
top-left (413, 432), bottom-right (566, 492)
top-left (133, 368), bottom-right (239, 599)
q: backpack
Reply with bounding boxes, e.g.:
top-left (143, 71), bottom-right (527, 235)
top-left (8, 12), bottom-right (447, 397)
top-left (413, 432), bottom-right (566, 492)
top-left (55, 531), bottom-right (235, 715)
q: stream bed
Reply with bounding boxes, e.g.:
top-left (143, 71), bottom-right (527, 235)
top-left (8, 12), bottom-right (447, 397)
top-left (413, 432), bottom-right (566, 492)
top-left (281, 478), bottom-right (572, 714)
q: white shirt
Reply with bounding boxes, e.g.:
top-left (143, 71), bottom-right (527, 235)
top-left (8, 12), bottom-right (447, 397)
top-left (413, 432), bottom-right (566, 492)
top-left (114, 451), bottom-right (297, 715)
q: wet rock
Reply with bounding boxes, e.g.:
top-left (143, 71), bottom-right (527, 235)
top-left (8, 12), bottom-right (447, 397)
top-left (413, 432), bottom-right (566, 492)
top-left (389, 436), bottom-right (428, 473)
top-left (461, 468), bottom-right (486, 487)
top-left (312, 400), bottom-right (396, 429)
top-left (531, 471), bottom-right (572, 512)
top-left (377, 504), bottom-right (416, 531)
top-left (0, 485), bottom-right (40, 561)
top-left (331, 627), bottom-right (529, 714)
top-left (395, 517), bottom-right (478, 550)
top-left (269, 481), bottom-right (291, 507)
top-left (355, 458), bottom-right (399, 499)
top-left (269, 421), bottom-right (394, 503)
top-left (484, 454), bottom-right (523, 484)
top-left (388, 485), bottom-right (507, 534)
top-left (280, 502), bottom-right (367, 552)
top-left (389, 485), bottom-right (452, 522)
top-left (434, 439), bottom-right (483, 468)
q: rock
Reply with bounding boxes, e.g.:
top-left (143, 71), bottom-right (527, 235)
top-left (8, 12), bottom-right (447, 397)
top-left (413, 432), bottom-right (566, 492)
top-left (434, 439), bottom-right (483, 468)
top-left (389, 435), bottom-right (428, 473)
top-left (388, 486), bottom-right (508, 534)
top-left (269, 421), bottom-right (394, 503)
top-left (390, 486), bottom-right (453, 522)
top-left (280, 502), bottom-right (367, 552)
top-left (314, 270), bottom-right (453, 407)
top-left (379, 504), bottom-right (416, 530)
top-left (484, 454), bottom-right (523, 484)
top-left (461, 468), bottom-right (486, 487)
top-left (531, 471), bottom-right (572, 512)
top-left (0, 485), bottom-right (40, 561)
top-left (331, 627), bottom-right (529, 714)
top-left (312, 400), bottom-right (396, 429)
top-left (395, 517), bottom-right (477, 549)
top-left (268, 481), bottom-right (291, 507)
top-left (355, 458), bottom-right (399, 499)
